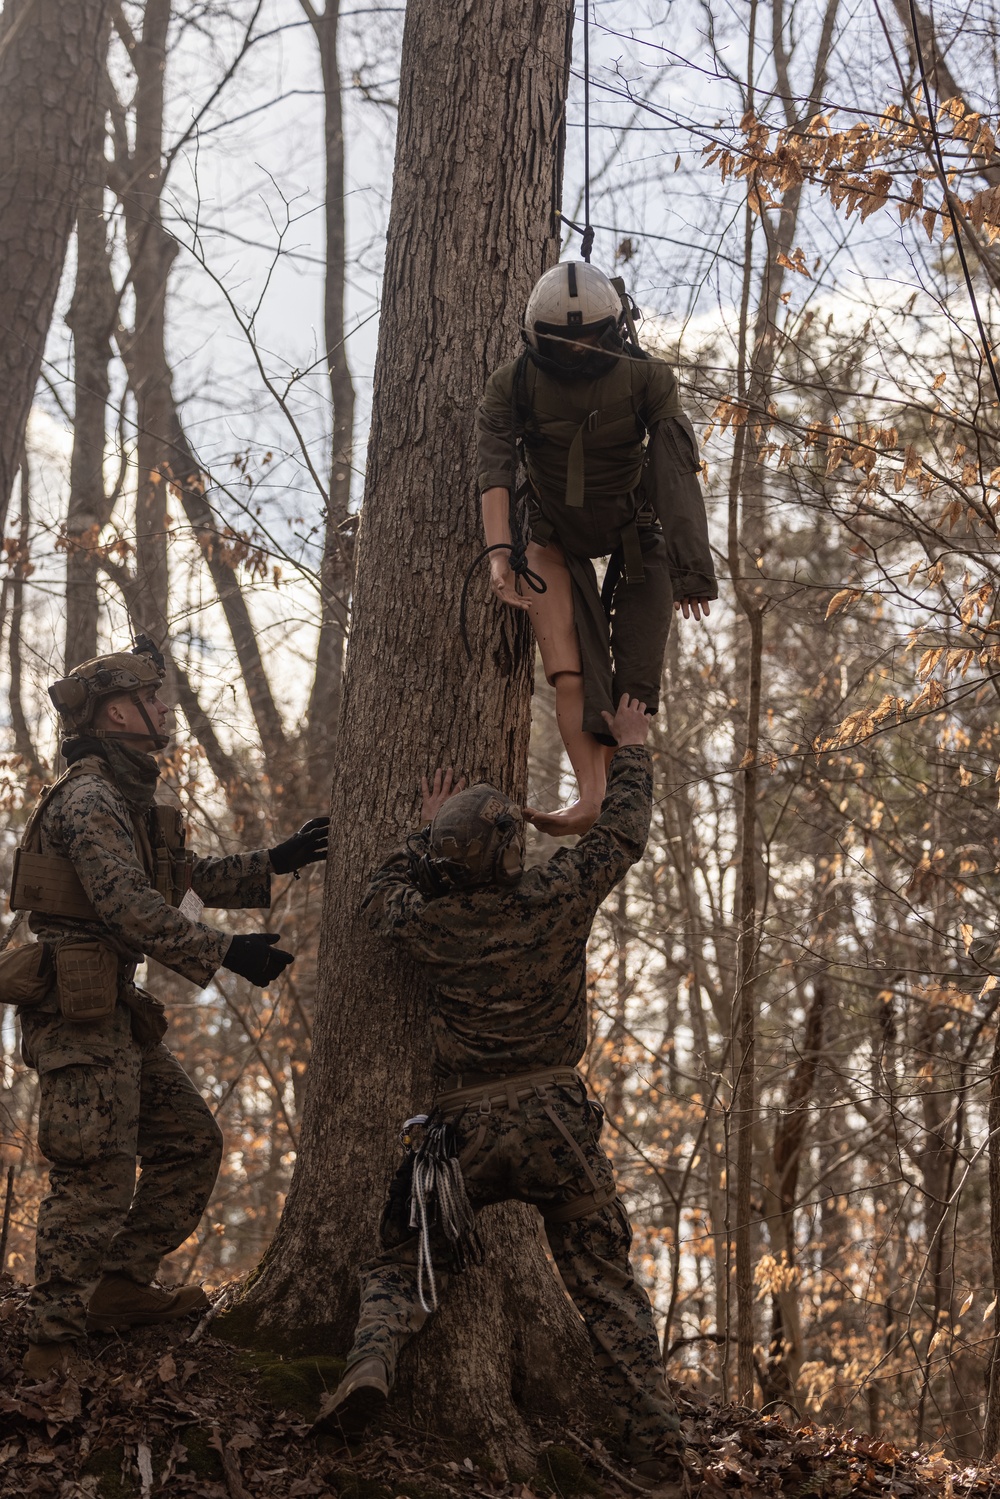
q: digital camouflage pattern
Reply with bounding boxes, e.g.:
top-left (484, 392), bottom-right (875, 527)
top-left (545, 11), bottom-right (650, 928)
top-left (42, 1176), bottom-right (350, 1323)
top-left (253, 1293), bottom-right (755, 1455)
top-left (351, 1085), bottom-right (681, 1461)
top-left (21, 1003), bottom-right (223, 1343)
top-left (21, 753), bottom-right (271, 1345)
top-left (362, 747), bottom-right (652, 1079)
top-left (28, 753), bottom-right (271, 990)
top-left (355, 748), bottom-right (680, 1460)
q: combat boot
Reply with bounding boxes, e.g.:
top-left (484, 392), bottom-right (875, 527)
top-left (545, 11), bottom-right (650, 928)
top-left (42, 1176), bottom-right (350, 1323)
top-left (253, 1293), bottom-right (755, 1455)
top-left (87, 1273), bottom-right (209, 1331)
top-left (22, 1340), bottom-right (90, 1382)
top-left (312, 1356), bottom-right (390, 1440)
top-left (630, 1449), bottom-right (686, 1493)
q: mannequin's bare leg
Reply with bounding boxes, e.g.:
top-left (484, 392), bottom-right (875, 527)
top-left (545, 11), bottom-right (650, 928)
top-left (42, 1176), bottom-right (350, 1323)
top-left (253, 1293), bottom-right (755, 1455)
top-left (522, 540), bottom-right (607, 836)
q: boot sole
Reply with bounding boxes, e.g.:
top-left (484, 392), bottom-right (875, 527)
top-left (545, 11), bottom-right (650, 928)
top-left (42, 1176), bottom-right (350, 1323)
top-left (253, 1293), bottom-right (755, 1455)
top-left (315, 1382), bottom-right (388, 1440)
top-left (87, 1303), bottom-right (208, 1332)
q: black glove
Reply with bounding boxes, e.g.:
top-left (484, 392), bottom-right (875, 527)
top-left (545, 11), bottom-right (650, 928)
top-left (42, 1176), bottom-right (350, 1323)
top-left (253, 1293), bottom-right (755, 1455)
top-left (223, 933), bottom-right (294, 986)
top-left (269, 817), bottom-right (330, 875)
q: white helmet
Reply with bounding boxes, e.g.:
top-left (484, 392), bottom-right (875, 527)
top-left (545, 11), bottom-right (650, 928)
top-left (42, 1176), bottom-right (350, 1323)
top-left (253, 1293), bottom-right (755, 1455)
top-left (524, 262), bottom-right (623, 347)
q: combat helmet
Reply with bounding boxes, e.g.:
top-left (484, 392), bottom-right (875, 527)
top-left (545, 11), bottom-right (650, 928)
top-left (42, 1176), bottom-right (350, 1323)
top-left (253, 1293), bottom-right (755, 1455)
top-left (49, 636), bottom-right (169, 747)
top-left (523, 262), bottom-right (625, 377)
top-left (419, 783), bottom-right (525, 893)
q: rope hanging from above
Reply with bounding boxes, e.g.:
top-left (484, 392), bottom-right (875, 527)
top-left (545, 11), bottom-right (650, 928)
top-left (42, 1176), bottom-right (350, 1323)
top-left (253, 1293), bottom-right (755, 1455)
top-left (580, 0), bottom-right (594, 263)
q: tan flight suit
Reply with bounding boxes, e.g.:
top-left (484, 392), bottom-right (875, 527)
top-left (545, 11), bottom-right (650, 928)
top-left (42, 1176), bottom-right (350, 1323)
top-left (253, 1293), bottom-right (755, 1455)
top-left (477, 353), bottom-right (717, 739)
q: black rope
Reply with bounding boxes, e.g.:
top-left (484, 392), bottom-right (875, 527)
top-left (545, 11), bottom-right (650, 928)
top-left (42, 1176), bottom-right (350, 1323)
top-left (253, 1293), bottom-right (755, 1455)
top-left (459, 540), bottom-right (547, 663)
top-left (581, 0), bottom-right (593, 262)
top-left (905, 0), bottom-right (1000, 407)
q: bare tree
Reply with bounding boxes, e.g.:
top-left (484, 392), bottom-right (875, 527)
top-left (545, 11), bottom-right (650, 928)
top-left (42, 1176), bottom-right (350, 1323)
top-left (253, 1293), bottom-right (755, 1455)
top-left (0, 0), bottom-right (113, 531)
top-left (227, 0), bottom-right (623, 1464)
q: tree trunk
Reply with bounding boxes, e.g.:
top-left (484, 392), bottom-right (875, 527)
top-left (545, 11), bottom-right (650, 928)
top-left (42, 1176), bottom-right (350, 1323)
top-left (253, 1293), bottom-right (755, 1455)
top-left (9, 455), bottom-right (45, 783)
top-left (118, 0), bottom-right (173, 637)
top-left (760, 983), bottom-right (826, 1408)
top-left (983, 1020), bottom-right (1000, 1456)
top-left (303, 0), bottom-right (355, 795)
top-left (65, 85), bottom-right (116, 669)
top-left (233, 0), bottom-right (607, 1467)
top-left (112, 1), bottom-right (288, 768)
top-left (0, 0), bottom-right (112, 531)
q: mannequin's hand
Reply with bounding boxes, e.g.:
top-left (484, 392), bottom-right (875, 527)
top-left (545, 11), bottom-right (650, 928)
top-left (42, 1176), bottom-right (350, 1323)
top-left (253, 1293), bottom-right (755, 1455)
top-left (490, 558), bottom-right (531, 611)
top-left (674, 598), bottom-right (711, 622)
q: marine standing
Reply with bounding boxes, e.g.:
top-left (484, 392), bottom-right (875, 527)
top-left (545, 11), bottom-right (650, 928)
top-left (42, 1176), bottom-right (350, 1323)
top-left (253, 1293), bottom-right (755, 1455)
top-left (314, 695), bottom-right (685, 1489)
top-left (477, 261), bottom-right (717, 835)
top-left (14, 640), bottom-right (328, 1380)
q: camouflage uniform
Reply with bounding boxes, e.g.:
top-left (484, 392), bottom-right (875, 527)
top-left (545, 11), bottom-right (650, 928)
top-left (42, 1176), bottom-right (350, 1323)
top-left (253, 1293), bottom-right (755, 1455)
top-left (353, 747), bottom-right (681, 1461)
top-left (20, 753), bottom-right (272, 1345)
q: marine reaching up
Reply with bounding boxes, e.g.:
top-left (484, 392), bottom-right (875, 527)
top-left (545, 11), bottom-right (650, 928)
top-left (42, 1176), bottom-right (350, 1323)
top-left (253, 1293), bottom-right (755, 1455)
top-left (314, 697), bottom-right (686, 1489)
top-left (477, 262), bottom-right (718, 836)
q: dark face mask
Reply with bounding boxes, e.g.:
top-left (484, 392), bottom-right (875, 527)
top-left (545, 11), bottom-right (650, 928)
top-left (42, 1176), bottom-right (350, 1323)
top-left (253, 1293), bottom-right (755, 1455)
top-left (533, 324), bottom-right (624, 380)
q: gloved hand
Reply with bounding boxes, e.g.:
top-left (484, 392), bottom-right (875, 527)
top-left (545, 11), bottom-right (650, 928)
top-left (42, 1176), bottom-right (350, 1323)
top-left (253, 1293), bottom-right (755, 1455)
top-left (269, 817), bottom-right (330, 874)
top-left (223, 933), bottom-right (294, 986)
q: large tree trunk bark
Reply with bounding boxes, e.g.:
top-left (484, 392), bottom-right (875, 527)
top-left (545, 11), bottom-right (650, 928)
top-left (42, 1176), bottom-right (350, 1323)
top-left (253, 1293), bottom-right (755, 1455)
top-left (65, 85), bottom-right (116, 670)
top-left (0, 0), bottom-right (112, 532)
top-left (111, 2), bottom-right (288, 770)
top-left (233, 0), bottom-right (606, 1467)
top-left (303, 0), bottom-right (355, 795)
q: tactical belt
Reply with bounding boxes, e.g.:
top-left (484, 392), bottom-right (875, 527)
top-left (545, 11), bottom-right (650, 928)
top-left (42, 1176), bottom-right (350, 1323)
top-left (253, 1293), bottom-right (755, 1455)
top-left (433, 1064), bottom-right (617, 1226)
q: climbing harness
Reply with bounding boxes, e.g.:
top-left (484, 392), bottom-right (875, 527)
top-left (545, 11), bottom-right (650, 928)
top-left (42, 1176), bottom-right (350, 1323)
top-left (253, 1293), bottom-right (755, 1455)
top-left (408, 1118), bottom-right (483, 1314)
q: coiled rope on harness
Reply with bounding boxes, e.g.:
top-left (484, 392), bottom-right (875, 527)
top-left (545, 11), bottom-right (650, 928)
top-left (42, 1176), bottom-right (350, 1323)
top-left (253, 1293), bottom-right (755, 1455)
top-left (408, 1120), bottom-right (483, 1314)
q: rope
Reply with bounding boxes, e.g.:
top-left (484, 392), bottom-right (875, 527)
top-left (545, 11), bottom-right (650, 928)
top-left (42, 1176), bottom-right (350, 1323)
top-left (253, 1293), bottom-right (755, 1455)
top-left (459, 540), bottom-right (547, 663)
top-left (581, 0), bottom-right (594, 262)
top-left (408, 1121), bottom-right (481, 1314)
top-left (462, 354), bottom-right (547, 663)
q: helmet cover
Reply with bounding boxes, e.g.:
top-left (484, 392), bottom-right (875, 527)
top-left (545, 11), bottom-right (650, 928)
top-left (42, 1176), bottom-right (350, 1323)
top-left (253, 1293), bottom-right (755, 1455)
top-left (426, 783), bottom-right (525, 890)
top-left (49, 641), bottom-right (166, 735)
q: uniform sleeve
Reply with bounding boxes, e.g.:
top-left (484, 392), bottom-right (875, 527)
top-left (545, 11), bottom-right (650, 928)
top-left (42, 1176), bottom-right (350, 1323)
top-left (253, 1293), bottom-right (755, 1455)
top-left (360, 836), bottom-right (430, 942)
top-left (192, 849), bottom-right (272, 909)
top-left (51, 779), bottom-right (231, 988)
top-left (639, 359), bottom-right (683, 426)
top-left (551, 747), bottom-right (652, 911)
top-left (476, 363), bottom-right (518, 493)
top-left (642, 377), bottom-right (718, 601)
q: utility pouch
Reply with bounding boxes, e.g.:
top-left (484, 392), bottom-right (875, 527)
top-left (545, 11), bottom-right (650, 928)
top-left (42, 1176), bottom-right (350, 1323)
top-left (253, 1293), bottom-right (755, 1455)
top-left (122, 987), bottom-right (169, 1047)
top-left (55, 940), bottom-right (119, 1023)
top-left (148, 806), bottom-right (194, 905)
top-left (0, 942), bottom-right (54, 1009)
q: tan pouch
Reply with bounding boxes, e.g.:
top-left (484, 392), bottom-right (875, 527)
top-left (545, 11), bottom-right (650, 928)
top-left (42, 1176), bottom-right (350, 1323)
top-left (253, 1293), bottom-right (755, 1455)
top-left (55, 940), bottom-right (119, 1022)
top-left (0, 942), bottom-right (54, 1009)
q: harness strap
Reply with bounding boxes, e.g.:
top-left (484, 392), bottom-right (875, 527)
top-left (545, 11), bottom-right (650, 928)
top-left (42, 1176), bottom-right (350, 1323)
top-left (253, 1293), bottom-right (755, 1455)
top-left (543, 1182), bottom-right (618, 1226)
top-left (620, 515), bottom-right (645, 586)
top-left (538, 1094), bottom-right (603, 1193)
top-left (541, 392), bottom-right (639, 510)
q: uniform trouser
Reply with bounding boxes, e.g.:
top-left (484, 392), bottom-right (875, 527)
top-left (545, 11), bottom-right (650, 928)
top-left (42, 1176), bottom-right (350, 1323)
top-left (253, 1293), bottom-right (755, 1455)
top-left (348, 1087), bottom-right (679, 1462)
top-left (20, 1003), bottom-right (223, 1344)
top-left (563, 526), bottom-right (673, 741)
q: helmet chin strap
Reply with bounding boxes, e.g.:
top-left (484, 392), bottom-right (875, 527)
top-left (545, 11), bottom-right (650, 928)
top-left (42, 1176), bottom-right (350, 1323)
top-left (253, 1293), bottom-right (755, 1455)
top-left (90, 693), bottom-right (169, 750)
